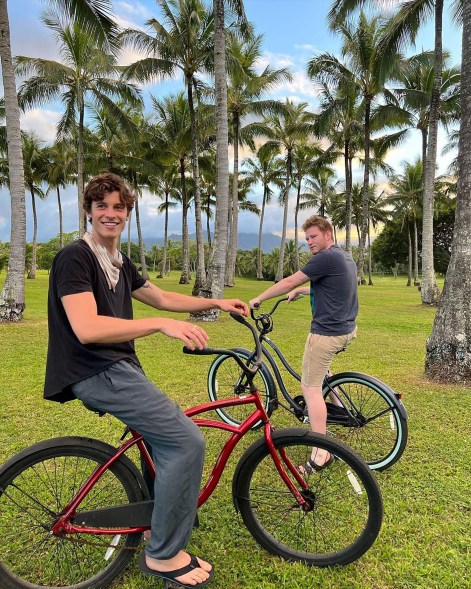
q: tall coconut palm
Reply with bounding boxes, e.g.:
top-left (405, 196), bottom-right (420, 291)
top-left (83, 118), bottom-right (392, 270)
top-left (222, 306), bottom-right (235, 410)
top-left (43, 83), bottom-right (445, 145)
top-left (311, 10), bottom-right (402, 283)
top-left (425, 0), bottom-right (470, 381)
top-left (121, 0), bottom-right (213, 295)
top-left (386, 159), bottom-right (424, 286)
top-left (0, 0), bottom-right (117, 321)
top-left (0, 0), bottom-right (26, 321)
top-left (22, 133), bottom-right (47, 280)
top-left (154, 168), bottom-right (180, 279)
top-left (43, 139), bottom-right (76, 249)
top-left (259, 100), bottom-right (316, 282)
top-left (243, 147), bottom-right (284, 280)
top-left (150, 92), bottom-right (193, 284)
top-left (224, 32), bottom-right (292, 286)
top-left (328, 0), bottom-right (463, 301)
top-left (16, 11), bottom-right (141, 235)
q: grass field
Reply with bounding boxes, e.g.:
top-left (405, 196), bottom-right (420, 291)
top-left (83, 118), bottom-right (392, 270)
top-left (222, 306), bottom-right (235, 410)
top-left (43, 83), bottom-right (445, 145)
top-left (0, 271), bottom-right (470, 589)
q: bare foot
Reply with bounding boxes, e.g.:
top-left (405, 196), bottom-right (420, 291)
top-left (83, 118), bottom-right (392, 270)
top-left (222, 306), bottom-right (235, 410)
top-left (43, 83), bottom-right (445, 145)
top-left (146, 550), bottom-right (212, 586)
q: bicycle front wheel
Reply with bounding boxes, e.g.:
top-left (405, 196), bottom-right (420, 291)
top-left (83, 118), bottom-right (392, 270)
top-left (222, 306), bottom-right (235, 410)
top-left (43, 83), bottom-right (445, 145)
top-left (207, 347), bottom-right (275, 428)
top-left (323, 372), bottom-right (408, 471)
top-left (0, 437), bottom-right (145, 589)
top-left (234, 428), bottom-right (383, 567)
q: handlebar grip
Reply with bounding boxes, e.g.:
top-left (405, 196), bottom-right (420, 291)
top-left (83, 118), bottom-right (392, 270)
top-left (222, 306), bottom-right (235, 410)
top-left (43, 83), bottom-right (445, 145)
top-left (183, 346), bottom-right (217, 356)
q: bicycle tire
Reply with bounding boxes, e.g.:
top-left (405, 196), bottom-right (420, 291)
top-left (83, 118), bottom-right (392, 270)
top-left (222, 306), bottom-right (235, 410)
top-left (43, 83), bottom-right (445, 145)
top-left (0, 437), bottom-right (146, 589)
top-left (323, 372), bottom-right (408, 471)
top-left (233, 428), bottom-right (383, 567)
top-left (207, 347), bottom-right (275, 428)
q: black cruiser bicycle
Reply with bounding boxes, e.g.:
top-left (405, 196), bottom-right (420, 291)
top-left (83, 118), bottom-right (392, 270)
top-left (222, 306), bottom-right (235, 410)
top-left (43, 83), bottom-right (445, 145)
top-left (207, 297), bottom-right (408, 471)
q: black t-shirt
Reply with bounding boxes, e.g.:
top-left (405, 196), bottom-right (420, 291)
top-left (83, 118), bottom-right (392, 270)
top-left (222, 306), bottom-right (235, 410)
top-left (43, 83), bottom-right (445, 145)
top-left (301, 245), bottom-right (358, 336)
top-left (44, 240), bottom-right (146, 402)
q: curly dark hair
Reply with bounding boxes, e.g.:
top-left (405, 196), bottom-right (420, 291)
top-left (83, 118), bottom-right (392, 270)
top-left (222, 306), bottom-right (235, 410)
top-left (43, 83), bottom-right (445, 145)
top-left (83, 172), bottom-right (135, 214)
top-left (301, 215), bottom-right (333, 235)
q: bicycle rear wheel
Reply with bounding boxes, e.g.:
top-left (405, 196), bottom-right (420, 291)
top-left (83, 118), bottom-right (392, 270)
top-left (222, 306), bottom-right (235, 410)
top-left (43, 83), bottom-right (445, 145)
top-left (0, 437), bottom-right (145, 589)
top-left (207, 347), bottom-right (275, 428)
top-left (233, 428), bottom-right (383, 567)
top-left (323, 372), bottom-right (408, 471)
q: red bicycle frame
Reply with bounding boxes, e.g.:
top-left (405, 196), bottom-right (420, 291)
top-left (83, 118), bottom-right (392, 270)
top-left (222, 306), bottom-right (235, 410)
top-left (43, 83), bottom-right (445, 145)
top-left (51, 390), bottom-right (310, 538)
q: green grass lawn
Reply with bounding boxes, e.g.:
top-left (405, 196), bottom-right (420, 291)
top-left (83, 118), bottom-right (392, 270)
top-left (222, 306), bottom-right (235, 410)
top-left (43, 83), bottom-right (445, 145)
top-left (0, 271), bottom-right (470, 589)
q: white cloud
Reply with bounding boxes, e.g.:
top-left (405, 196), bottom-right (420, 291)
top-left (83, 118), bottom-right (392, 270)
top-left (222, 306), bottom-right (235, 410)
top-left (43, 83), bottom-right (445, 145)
top-left (20, 109), bottom-right (61, 144)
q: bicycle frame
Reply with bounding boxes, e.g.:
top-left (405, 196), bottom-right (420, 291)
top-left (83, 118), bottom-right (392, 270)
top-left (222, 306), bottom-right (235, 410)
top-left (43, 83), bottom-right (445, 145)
top-left (50, 389), bottom-right (310, 539)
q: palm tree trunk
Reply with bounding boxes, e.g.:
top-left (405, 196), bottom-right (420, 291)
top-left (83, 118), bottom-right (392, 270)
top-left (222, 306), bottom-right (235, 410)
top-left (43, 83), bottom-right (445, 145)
top-left (413, 216), bottom-right (420, 285)
top-left (133, 191), bottom-right (148, 280)
top-left (206, 201), bottom-right (212, 249)
top-left (294, 180), bottom-right (301, 271)
top-left (345, 140), bottom-right (352, 254)
top-left (179, 159), bottom-right (190, 285)
top-left (256, 188), bottom-right (267, 280)
top-left (127, 209), bottom-right (132, 259)
top-left (407, 223), bottom-right (412, 287)
top-left (187, 79), bottom-right (207, 296)
top-left (78, 104), bottom-right (86, 235)
top-left (367, 218), bottom-right (373, 286)
top-left (425, 0), bottom-right (471, 381)
top-left (56, 187), bottom-right (64, 249)
top-left (225, 113), bottom-right (239, 287)
top-left (357, 97), bottom-right (371, 284)
top-left (206, 0), bottom-right (229, 319)
top-left (421, 0), bottom-right (443, 305)
top-left (0, 0), bottom-right (26, 321)
top-left (158, 191), bottom-right (169, 279)
top-left (27, 188), bottom-right (37, 279)
top-left (275, 153), bottom-right (291, 282)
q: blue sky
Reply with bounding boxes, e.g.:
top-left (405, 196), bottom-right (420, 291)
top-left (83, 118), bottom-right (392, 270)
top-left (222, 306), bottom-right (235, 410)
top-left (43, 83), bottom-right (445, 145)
top-left (0, 0), bottom-right (463, 244)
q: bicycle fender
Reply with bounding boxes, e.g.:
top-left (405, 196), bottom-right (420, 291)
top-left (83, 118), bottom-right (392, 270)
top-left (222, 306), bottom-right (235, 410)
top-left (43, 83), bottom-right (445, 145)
top-left (0, 436), bottom-right (150, 498)
top-left (325, 371), bottom-right (408, 420)
top-left (231, 427), bottom-right (314, 513)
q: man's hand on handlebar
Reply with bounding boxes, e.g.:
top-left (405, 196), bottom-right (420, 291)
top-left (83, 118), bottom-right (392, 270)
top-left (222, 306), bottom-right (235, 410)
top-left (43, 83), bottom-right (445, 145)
top-left (287, 290), bottom-right (303, 303)
top-left (249, 298), bottom-right (262, 310)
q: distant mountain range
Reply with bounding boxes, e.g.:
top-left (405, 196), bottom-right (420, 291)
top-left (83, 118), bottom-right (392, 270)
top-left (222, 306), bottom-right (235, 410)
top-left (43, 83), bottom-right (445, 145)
top-left (142, 232), bottom-right (308, 253)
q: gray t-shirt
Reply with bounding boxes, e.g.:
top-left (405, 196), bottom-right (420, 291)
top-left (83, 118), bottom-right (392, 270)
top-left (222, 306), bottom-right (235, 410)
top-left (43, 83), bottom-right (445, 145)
top-left (300, 245), bottom-right (358, 336)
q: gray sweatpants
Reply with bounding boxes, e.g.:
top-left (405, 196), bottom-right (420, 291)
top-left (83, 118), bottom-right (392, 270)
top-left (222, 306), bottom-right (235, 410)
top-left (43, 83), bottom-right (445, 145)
top-left (71, 359), bottom-right (205, 560)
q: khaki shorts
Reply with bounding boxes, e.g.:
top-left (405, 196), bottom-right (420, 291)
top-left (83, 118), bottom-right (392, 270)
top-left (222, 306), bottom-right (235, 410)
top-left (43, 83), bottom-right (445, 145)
top-left (301, 328), bottom-right (357, 387)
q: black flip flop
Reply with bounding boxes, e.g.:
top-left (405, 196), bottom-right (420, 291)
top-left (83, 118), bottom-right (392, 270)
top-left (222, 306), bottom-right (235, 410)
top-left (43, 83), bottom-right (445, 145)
top-left (138, 551), bottom-right (214, 588)
top-left (299, 453), bottom-right (335, 474)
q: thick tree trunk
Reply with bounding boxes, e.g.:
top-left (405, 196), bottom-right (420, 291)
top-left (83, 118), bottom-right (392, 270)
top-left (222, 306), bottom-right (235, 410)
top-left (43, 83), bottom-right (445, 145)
top-left (421, 0), bottom-right (443, 305)
top-left (187, 80), bottom-right (207, 297)
top-left (275, 154), bottom-right (291, 282)
top-left (0, 0), bottom-right (26, 321)
top-left (425, 2), bottom-right (471, 382)
top-left (206, 0), bottom-right (230, 320)
top-left (27, 188), bottom-right (37, 280)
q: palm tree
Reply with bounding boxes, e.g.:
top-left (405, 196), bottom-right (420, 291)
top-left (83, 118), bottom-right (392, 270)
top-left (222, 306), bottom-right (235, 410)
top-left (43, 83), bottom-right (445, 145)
top-left (122, 0), bottom-right (213, 295)
top-left (22, 133), bottom-right (47, 280)
top-left (260, 100), bottom-right (316, 282)
top-left (224, 32), bottom-right (292, 286)
top-left (0, 0), bottom-right (118, 321)
top-left (386, 159), bottom-right (424, 286)
top-left (43, 140), bottom-right (76, 249)
top-left (243, 147), bottom-right (284, 280)
top-left (0, 0), bottom-right (26, 321)
top-left (312, 10), bottom-right (402, 283)
top-left (329, 0), bottom-right (463, 301)
top-left (426, 0), bottom-right (470, 380)
top-left (16, 10), bottom-right (141, 236)
top-left (154, 168), bottom-right (180, 279)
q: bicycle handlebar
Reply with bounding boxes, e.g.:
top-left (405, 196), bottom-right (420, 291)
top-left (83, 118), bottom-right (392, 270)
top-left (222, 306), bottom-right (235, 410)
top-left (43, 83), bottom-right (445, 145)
top-left (182, 311), bottom-right (263, 378)
top-left (250, 296), bottom-right (290, 321)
